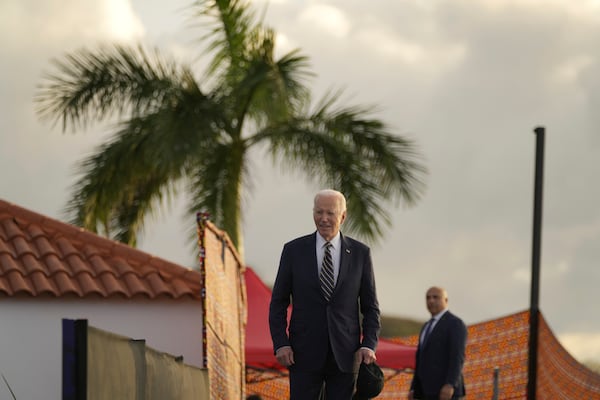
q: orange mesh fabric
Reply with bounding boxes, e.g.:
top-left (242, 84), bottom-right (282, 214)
top-left (247, 310), bottom-right (600, 399)
top-left (537, 313), bottom-right (600, 399)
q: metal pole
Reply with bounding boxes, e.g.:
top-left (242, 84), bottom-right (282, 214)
top-left (527, 126), bottom-right (545, 400)
top-left (492, 366), bottom-right (500, 400)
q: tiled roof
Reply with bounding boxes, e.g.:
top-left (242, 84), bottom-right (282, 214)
top-left (0, 198), bottom-right (201, 299)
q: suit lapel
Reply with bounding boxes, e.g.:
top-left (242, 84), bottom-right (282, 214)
top-left (336, 233), bottom-right (352, 291)
top-left (308, 232), bottom-right (319, 285)
top-left (424, 312), bottom-right (449, 348)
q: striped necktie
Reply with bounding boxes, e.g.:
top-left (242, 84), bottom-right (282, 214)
top-left (320, 242), bottom-right (335, 301)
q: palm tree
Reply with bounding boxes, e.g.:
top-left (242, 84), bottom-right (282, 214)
top-left (35, 0), bottom-right (426, 256)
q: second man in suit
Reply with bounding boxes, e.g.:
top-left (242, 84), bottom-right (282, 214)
top-left (409, 286), bottom-right (467, 400)
top-left (269, 189), bottom-right (381, 400)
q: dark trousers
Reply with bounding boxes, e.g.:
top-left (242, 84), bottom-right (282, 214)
top-left (289, 347), bottom-right (356, 400)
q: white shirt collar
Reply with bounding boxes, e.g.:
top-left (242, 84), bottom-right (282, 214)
top-left (316, 232), bottom-right (341, 249)
top-left (431, 308), bottom-right (449, 321)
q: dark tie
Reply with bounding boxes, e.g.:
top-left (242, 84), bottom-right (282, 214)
top-left (320, 242), bottom-right (335, 301)
top-left (421, 318), bottom-right (435, 345)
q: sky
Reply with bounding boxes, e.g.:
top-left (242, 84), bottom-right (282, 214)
top-left (1, 0), bottom-right (599, 363)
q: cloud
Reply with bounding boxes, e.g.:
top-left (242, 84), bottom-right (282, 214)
top-left (353, 26), bottom-right (467, 69)
top-left (0, 1), bottom-right (144, 50)
top-left (102, 0), bottom-right (146, 42)
top-left (559, 333), bottom-right (600, 362)
top-left (298, 4), bottom-right (350, 39)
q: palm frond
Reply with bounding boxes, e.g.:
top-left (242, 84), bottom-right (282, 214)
top-left (274, 49), bottom-right (314, 110)
top-left (187, 139), bottom-right (247, 247)
top-left (65, 121), bottom-right (178, 243)
top-left (192, 0), bottom-right (257, 78)
top-left (211, 35), bottom-right (313, 138)
top-left (253, 91), bottom-right (427, 242)
top-left (66, 88), bottom-right (222, 244)
top-left (35, 44), bottom-right (190, 132)
top-left (240, 41), bottom-right (313, 128)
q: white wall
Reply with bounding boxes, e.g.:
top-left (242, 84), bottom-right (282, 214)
top-left (0, 297), bottom-right (204, 399)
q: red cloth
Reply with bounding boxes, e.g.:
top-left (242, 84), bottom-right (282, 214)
top-left (245, 267), bottom-right (288, 369)
top-left (244, 267), bottom-right (416, 370)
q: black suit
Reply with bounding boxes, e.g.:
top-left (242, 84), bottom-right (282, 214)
top-left (269, 232), bottom-right (380, 399)
top-left (410, 311), bottom-right (467, 399)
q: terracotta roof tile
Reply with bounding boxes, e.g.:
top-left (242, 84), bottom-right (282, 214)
top-left (2, 217), bottom-right (22, 240)
top-left (29, 270), bottom-right (57, 295)
top-left (52, 269), bottom-right (81, 296)
top-left (5, 269), bottom-right (30, 294)
top-left (74, 269), bottom-right (105, 296)
top-left (56, 237), bottom-right (80, 258)
top-left (65, 252), bottom-right (93, 277)
top-left (44, 254), bottom-right (67, 274)
top-left (170, 278), bottom-right (197, 298)
top-left (97, 269), bottom-right (128, 296)
top-left (112, 257), bottom-right (138, 276)
top-left (146, 271), bottom-right (173, 297)
top-left (121, 272), bottom-right (154, 297)
top-left (88, 253), bottom-right (115, 276)
top-left (22, 253), bottom-right (45, 274)
top-left (14, 235), bottom-right (36, 258)
top-left (0, 252), bottom-right (20, 274)
top-left (0, 235), bottom-right (16, 257)
top-left (0, 279), bottom-right (11, 295)
top-left (0, 198), bottom-right (201, 300)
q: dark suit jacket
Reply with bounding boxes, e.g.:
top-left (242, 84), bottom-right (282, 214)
top-left (269, 232), bottom-right (380, 373)
top-left (410, 310), bottom-right (467, 399)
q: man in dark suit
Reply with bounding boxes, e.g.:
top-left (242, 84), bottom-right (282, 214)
top-left (409, 287), bottom-right (467, 400)
top-left (269, 189), bottom-right (381, 400)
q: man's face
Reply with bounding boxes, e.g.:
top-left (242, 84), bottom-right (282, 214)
top-left (313, 194), bottom-right (346, 241)
top-left (426, 287), bottom-right (448, 316)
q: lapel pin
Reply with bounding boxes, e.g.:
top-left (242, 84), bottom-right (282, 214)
top-left (346, 249), bottom-right (351, 254)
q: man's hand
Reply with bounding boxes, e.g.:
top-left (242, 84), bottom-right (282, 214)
top-left (275, 346), bottom-right (294, 367)
top-left (357, 347), bottom-right (377, 365)
top-left (439, 384), bottom-right (455, 400)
